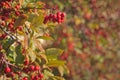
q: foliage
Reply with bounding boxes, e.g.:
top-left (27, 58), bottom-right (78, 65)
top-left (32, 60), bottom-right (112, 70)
top-left (0, 0), bottom-right (67, 80)
top-left (41, 0), bottom-right (120, 80)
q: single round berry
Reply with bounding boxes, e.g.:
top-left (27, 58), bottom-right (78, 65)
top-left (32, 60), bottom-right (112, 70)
top-left (4, 66), bottom-right (11, 73)
top-left (61, 12), bottom-right (66, 17)
top-left (15, 4), bottom-right (20, 10)
top-left (15, 11), bottom-right (20, 16)
top-left (1, 21), bottom-right (5, 26)
top-left (17, 26), bottom-right (23, 31)
top-left (8, 23), bottom-right (14, 29)
top-left (22, 77), bottom-right (28, 80)
top-left (35, 66), bottom-right (40, 71)
top-left (49, 14), bottom-right (53, 20)
top-left (29, 65), bottom-right (35, 71)
top-left (31, 75), bottom-right (34, 80)
top-left (34, 75), bottom-right (39, 80)
top-left (43, 16), bottom-right (49, 24)
top-left (24, 59), bottom-right (29, 65)
top-left (1, 34), bottom-right (7, 39)
top-left (57, 12), bottom-right (61, 16)
top-left (38, 73), bottom-right (44, 79)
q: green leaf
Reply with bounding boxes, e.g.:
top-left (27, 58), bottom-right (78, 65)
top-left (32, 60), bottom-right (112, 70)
top-left (15, 44), bottom-right (24, 65)
top-left (39, 53), bottom-right (48, 63)
top-left (46, 48), bottom-right (64, 60)
top-left (47, 60), bottom-right (66, 67)
top-left (50, 76), bottom-right (65, 80)
top-left (28, 49), bottom-right (36, 62)
top-left (58, 66), bottom-right (64, 76)
top-left (3, 38), bottom-right (15, 50)
top-left (63, 65), bottom-right (69, 75)
top-left (36, 36), bottom-right (54, 40)
top-left (7, 46), bottom-right (16, 62)
top-left (28, 11), bottom-right (44, 27)
top-left (46, 48), bottom-right (64, 57)
top-left (44, 70), bottom-right (54, 79)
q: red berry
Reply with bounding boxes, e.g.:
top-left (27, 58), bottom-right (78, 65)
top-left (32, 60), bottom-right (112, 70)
top-left (17, 26), bottom-right (23, 31)
top-left (52, 14), bottom-right (57, 22)
top-left (49, 14), bottom-right (53, 20)
top-left (57, 12), bottom-right (61, 16)
top-left (22, 77), bottom-right (28, 80)
top-left (38, 73), bottom-right (44, 78)
top-left (61, 12), bottom-right (66, 17)
top-left (1, 34), bottom-right (7, 39)
top-left (31, 75), bottom-right (34, 80)
top-left (57, 15), bottom-right (61, 19)
top-left (15, 5), bottom-right (20, 10)
top-left (4, 66), bottom-right (11, 73)
top-left (8, 23), bottom-right (13, 29)
top-left (53, 14), bottom-right (57, 19)
top-left (57, 19), bottom-right (62, 23)
top-left (1, 21), bottom-right (5, 26)
top-left (29, 65), bottom-right (35, 71)
top-left (43, 16), bottom-right (49, 24)
top-left (24, 59), bottom-right (29, 65)
top-left (35, 66), bottom-right (40, 71)
top-left (84, 12), bottom-right (91, 20)
top-left (15, 11), bottom-right (20, 16)
top-left (34, 75), bottom-right (39, 80)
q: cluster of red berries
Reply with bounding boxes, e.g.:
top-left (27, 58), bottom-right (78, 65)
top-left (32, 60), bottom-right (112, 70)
top-left (0, 0), bottom-right (23, 33)
top-left (43, 12), bottom-right (66, 24)
top-left (0, 33), bottom-right (7, 39)
top-left (22, 65), bottom-right (43, 80)
top-left (0, 52), bottom-right (44, 80)
top-left (3, 64), bottom-right (43, 80)
top-left (4, 66), bottom-right (15, 78)
top-left (23, 65), bottom-right (41, 73)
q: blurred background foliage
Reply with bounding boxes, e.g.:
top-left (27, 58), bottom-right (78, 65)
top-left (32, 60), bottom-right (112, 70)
top-left (41, 0), bottom-right (120, 80)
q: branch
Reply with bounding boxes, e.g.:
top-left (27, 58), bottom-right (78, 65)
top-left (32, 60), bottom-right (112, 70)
top-left (0, 26), bottom-right (21, 44)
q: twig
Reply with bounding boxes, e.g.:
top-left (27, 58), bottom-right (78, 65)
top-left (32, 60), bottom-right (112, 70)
top-left (0, 26), bottom-right (21, 44)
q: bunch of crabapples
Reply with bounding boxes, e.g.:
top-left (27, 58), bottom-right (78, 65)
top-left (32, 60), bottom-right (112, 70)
top-left (43, 11), bottom-right (66, 24)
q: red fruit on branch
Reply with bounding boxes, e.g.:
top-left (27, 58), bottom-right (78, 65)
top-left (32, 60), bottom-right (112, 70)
top-left (1, 21), bottom-right (5, 26)
top-left (22, 77), bottom-right (28, 80)
top-left (15, 11), bottom-right (20, 16)
top-left (15, 4), bottom-right (20, 10)
top-left (35, 66), bottom-right (40, 71)
top-left (0, 33), bottom-right (7, 39)
top-left (31, 75), bottom-right (35, 80)
top-left (38, 73), bottom-right (44, 78)
top-left (57, 12), bottom-right (61, 16)
top-left (4, 66), bottom-right (11, 73)
top-left (29, 65), bottom-right (35, 71)
top-left (43, 11), bottom-right (65, 24)
top-left (8, 23), bottom-right (13, 29)
top-left (61, 12), bottom-right (66, 17)
top-left (24, 59), bottom-right (29, 65)
top-left (17, 26), bottom-right (23, 31)
top-left (43, 16), bottom-right (49, 24)
top-left (84, 12), bottom-right (92, 20)
top-left (34, 75), bottom-right (39, 80)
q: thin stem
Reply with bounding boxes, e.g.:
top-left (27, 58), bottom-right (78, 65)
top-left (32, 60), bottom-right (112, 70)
top-left (0, 26), bottom-right (21, 44)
